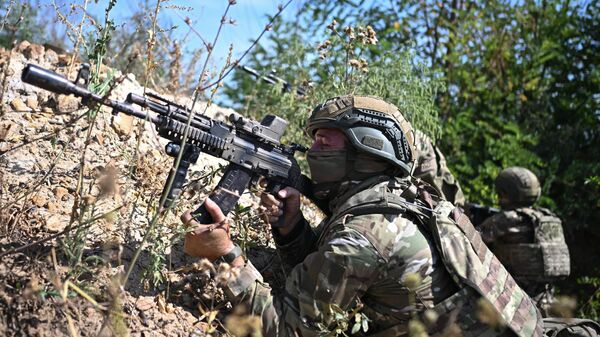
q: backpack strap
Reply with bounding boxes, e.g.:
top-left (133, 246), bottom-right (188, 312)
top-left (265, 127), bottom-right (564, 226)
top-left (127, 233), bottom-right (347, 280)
top-left (330, 180), bottom-right (433, 226)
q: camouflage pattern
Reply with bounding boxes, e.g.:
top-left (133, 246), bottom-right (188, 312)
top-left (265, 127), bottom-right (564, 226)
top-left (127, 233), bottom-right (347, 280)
top-left (495, 167), bottom-right (541, 209)
top-left (223, 176), bottom-right (543, 337)
top-left (479, 207), bottom-right (570, 312)
top-left (432, 201), bottom-right (543, 337)
top-left (413, 130), bottom-right (466, 206)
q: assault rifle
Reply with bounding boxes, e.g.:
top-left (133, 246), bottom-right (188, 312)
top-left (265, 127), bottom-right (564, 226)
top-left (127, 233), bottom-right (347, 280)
top-left (22, 63), bottom-right (321, 224)
top-left (238, 65), bottom-right (307, 96)
top-left (463, 202), bottom-right (500, 227)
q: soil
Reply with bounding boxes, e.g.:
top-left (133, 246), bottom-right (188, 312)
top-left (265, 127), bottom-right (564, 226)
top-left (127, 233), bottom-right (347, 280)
top-left (0, 42), bottom-right (316, 336)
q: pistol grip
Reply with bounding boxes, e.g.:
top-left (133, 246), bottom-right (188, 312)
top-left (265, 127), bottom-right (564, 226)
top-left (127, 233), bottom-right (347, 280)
top-left (266, 182), bottom-right (287, 228)
top-left (192, 164), bottom-right (252, 223)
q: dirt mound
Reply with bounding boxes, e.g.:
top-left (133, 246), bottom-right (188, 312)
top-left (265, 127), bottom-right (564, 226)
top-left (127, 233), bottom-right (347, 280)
top-left (0, 42), bottom-right (286, 336)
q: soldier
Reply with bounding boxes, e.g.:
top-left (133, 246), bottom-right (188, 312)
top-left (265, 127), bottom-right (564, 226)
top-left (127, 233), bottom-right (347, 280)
top-left (413, 130), bottom-right (465, 206)
top-left (479, 167), bottom-right (571, 316)
top-left (182, 96), bottom-right (543, 337)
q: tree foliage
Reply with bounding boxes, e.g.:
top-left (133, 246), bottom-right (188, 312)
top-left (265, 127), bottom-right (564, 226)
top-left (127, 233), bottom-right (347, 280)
top-left (225, 0), bottom-right (600, 319)
top-left (223, 18), bottom-right (445, 150)
top-left (0, 1), bottom-right (46, 48)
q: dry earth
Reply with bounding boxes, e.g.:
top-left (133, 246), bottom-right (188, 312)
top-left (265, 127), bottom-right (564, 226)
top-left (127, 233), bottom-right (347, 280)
top-left (0, 42), bottom-right (317, 336)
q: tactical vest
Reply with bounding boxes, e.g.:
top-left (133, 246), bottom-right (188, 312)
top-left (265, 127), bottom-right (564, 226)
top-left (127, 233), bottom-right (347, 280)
top-left (327, 178), bottom-right (543, 337)
top-left (492, 208), bottom-right (570, 283)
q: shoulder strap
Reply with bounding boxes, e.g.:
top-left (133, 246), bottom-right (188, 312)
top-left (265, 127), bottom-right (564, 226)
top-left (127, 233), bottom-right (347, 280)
top-left (331, 183), bottom-right (432, 225)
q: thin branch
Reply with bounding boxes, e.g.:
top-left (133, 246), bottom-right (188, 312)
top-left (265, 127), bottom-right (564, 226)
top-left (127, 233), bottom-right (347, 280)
top-left (197, 0), bottom-right (294, 91)
top-left (0, 205), bottom-right (124, 258)
top-left (171, 10), bottom-right (210, 50)
top-left (0, 111), bottom-right (86, 157)
top-left (67, 0), bottom-right (90, 76)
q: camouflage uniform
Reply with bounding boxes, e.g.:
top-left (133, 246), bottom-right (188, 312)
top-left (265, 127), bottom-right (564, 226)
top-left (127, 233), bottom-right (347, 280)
top-left (224, 175), bottom-right (543, 337)
top-left (226, 176), bottom-right (456, 336)
top-left (478, 167), bottom-right (570, 315)
top-left (413, 130), bottom-right (465, 206)
top-left (479, 207), bottom-right (570, 314)
top-left (222, 97), bottom-right (543, 337)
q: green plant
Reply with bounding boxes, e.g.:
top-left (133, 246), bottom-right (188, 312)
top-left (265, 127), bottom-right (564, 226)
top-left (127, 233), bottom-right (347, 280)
top-left (61, 0), bottom-right (117, 273)
top-left (316, 302), bottom-right (370, 337)
top-left (225, 21), bottom-right (445, 176)
top-left (0, 0), bottom-right (45, 48)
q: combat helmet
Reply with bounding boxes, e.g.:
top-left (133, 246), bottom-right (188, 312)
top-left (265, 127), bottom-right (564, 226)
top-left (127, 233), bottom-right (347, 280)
top-left (495, 167), bottom-right (541, 209)
top-left (305, 95), bottom-right (416, 177)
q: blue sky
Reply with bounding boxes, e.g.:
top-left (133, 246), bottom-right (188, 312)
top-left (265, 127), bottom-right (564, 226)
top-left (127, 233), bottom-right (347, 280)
top-left (82, 0), bottom-right (296, 72)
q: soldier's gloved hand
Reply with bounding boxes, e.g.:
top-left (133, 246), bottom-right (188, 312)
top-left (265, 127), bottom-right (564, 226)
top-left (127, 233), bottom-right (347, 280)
top-left (259, 187), bottom-right (301, 236)
top-left (181, 198), bottom-right (239, 263)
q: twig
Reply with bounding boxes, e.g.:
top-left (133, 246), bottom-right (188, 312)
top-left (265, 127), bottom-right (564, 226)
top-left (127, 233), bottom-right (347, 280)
top-left (122, 0), bottom-right (236, 287)
top-left (0, 205), bottom-right (124, 258)
top-left (67, 0), bottom-right (91, 75)
top-left (1, 136), bottom-right (72, 222)
top-left (171, 10), bottom-right (210, 50)
top-left (67, 280), bottom-right (107, 310)
top-left (0, 111), bottom-right (85, 157)
top-left (200, 0), bottom-right (294, 91)
top-left (0, 0), bottom-right (16, 33)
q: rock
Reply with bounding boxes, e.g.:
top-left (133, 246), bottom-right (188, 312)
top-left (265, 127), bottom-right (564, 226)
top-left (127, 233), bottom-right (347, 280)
top-left (53, 186), bottom-right (69, 200)
top-left (16, 40), bottom-right (31, 53)
top-left (135, 297), bottom-right (154, 311)
top-left (94, 132), bottom-right (104, 145)
top-left (112, 114), bottom-right (134, 138)
top-left (10, 98), bottom-right (31, 112)
top-left (23, 44), bottom-right (44, 61)
top-left (82, 194), bottom-right (97, 206)
top-left (57, 94), bottom-right (80, 112)
top-left (46, 201), bottom-right (59, 212)
top-left (26, 97), bottom-right (38, 110)
top-left (44, 49), bottom-right (58, 64)
top-left (57, 54), bottom-right (73, 66)
top-left (0, 121), bottom-right (20, 141)
top-left (45, 214), bottom-right (68, 232)
top-left (31, 194), bottom-right (47, 207)
top-left (9, 154), bottom-right (36, 174)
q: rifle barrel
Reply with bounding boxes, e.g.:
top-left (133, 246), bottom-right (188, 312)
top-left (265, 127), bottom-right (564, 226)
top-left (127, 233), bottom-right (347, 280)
top-left (22, 64), bottom-right (159, 123)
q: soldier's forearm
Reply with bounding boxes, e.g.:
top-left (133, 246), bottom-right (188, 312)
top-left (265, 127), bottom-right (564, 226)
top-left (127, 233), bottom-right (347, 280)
top-left (273, 215), bottom-right (318, 268)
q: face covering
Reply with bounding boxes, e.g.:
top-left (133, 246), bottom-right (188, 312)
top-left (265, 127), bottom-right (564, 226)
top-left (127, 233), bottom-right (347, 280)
top-left (307, 149), bottom-right (349, 183)
top-left (307, 149), bottom-right (349, 200)
top-left (307, 149), bottom-right (395, 200)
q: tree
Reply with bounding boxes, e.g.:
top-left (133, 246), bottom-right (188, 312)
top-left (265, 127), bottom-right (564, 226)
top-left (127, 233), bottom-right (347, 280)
top-left (225, 0), bottom-right (600, 319)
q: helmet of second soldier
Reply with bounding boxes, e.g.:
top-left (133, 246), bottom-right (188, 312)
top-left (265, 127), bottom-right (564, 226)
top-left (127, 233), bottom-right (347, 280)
top-left (495, 167), bottom-right (541, 209)
top-left (306, 95), bottom-right (416, 177)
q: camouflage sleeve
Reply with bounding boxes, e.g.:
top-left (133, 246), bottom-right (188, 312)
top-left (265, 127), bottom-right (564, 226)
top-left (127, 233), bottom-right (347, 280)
top-left (224, 227), bottom-right (381, 337)
top-left (272, 215), bottom-right (318, 269)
